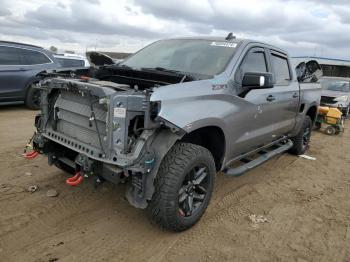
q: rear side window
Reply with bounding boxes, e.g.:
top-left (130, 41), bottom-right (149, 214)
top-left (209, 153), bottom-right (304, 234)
top-left (271, 54), bottom-right (291, 84)
top-left (19, 49), bottom-right (51, 65)
top-left (241, 51), bottom-right (267, 74)
top-left (0, 46), bottom-right (22, 65)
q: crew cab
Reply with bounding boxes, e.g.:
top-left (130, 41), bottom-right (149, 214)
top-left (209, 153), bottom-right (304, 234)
top-left (31, 35), bottom-right (322, 231)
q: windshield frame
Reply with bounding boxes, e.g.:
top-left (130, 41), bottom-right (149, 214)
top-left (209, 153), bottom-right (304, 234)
top-left (119, 38), bottom-right (239, 79)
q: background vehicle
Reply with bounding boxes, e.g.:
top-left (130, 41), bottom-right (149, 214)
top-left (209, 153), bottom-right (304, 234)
top-left (31, 36), bottom-right (322, 231)
top-left (54, 53), bottom-right (90, 68)
top-left (0, 41), bottom-right (60, 109)
top-left (320, 77), bottom-right (350, 117)
top-left (315, 106), bottom-right (344, 135)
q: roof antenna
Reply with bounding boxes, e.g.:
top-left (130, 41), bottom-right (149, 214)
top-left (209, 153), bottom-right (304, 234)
top-left (225, 32), bottom-right (236, 40)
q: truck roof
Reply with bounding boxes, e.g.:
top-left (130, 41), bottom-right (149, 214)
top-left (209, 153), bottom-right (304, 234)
top-left (163, 36), bottom-right (288, 55)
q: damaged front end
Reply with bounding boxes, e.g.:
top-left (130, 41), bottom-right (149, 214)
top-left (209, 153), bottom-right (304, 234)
top-left (32, 76), bottom-right (184, 208)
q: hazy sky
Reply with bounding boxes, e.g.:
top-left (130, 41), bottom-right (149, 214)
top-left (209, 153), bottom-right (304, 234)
top-left (0, 0), bottom-right (349, 59)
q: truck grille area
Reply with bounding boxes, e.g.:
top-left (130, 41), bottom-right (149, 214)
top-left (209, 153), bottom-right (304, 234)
top-left (321, 96), bottom-right (336, 104)
top-left (51, 91), bottom-right (108, 150)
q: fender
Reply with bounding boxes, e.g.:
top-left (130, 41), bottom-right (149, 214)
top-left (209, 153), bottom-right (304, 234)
top-left (150, 80), bottom-right (245, 137)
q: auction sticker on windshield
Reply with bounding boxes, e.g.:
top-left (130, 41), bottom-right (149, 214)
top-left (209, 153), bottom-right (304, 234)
top-left (210, 42), bottom-right (237, 48)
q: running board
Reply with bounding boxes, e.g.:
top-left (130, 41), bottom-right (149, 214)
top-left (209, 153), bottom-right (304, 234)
top-left (224, 139), bottom-right (293, 177)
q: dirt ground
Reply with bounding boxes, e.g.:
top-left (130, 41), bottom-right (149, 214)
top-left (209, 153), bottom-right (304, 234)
top-left (1, 106), bottom-right (350, 262)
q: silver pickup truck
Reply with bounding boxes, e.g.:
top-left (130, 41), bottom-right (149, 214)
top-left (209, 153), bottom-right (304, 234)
top-left (32, 35), bottom-right (322, 231)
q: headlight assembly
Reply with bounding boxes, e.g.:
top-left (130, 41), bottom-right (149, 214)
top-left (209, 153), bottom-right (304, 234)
top-left (334, 95), bottom-right (348, 102)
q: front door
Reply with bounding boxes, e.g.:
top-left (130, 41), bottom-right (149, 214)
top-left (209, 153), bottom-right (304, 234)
top-left (228, 47), bottom-right (280, 157)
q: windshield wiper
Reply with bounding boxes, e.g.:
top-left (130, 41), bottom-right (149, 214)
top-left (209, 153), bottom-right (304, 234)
top-left (141, 67), bottom-right (196, 81)
top-left (106, 64), bottom-right (134, 70)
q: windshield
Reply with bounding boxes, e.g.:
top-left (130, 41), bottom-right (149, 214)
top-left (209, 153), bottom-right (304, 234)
top-left (120, 39), bottom-right (237, 77)
top-left (321, 80), bottom-right (350, 92)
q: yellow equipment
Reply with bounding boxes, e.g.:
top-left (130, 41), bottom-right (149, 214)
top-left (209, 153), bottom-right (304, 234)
top-left (315, 106), bottom-right (344, 135)
top-left (319, 106), bottom-right (342, 125)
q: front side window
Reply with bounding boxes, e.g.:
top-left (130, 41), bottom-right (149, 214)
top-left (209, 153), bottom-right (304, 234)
top-left (241, 50), bottom-right (267, 74)
top-left (19, 49), bottom-right (51, 65)
top-left (0, 46), bottom-right (22, 65)
top-left (271, 54), bottom-right (291, 84)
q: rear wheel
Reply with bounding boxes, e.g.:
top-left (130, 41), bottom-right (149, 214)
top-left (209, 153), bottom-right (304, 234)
top-left (342, 106), bottom-right (349, 119)
top-left (25, 83), bottom-right (41, 110)
top-left (147, 142), bottom-right (216, 231)
top-left (289, 116), bottom-right (312, 155)
top-left (313, 121), bottom-right (321, 130)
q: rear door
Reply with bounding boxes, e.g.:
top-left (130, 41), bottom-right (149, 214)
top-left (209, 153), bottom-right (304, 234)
top-left (267, 50), bottom-right (299, 136)
top-left (0, 45), bottom-right (26, 102)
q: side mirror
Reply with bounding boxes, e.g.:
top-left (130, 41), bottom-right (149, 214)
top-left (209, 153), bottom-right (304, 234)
top-left (242, 72), bottom-right (274, 89)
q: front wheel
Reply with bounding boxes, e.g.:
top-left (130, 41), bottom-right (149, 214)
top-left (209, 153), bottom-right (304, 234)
top-left (289, 116), bottom-right (312, 155)
top-left (25, 83), bottom-right (41, 110)
top-left (147, 142), bottom-right (216, 231)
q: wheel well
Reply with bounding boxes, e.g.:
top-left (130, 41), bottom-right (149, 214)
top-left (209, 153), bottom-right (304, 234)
top-left (306, 105), bottom-right (318, 123)
top-left (180, 126), bottom-right (225, 171)
top-left (24, 73), bottom-right (43, 95)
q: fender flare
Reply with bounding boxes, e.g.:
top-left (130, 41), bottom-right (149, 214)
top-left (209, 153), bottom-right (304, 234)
top-left (291, 102), bottom-right (319, 137)
top-left (125, 128), bottom-right (184, 209)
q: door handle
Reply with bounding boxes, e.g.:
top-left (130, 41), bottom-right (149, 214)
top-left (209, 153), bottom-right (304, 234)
top-left (292, 93), bottom-right (299, 98)
top-left (266, 95), bottom-right (276, 102)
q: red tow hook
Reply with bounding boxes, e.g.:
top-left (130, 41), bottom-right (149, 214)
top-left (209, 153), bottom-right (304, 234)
top-left (66, 171), bottom-right (84, 186)
top-left (22, 151), bottom-right (39, 160)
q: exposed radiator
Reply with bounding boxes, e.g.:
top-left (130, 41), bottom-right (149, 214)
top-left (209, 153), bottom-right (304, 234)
top-left (53, 91), bottom-right (108, 149)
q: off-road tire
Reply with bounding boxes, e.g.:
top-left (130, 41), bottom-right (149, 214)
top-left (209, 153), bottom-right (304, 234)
top-left (342, 106), bottom-right (349, 119)
top-left (25, 84), bottom-right (41, 110)
top-left (313, 121), bottom-right (321, 130)
top-left (289, 116), bottom-right (312, 155)
top-left (147, 142), bottom-right (216, 232)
